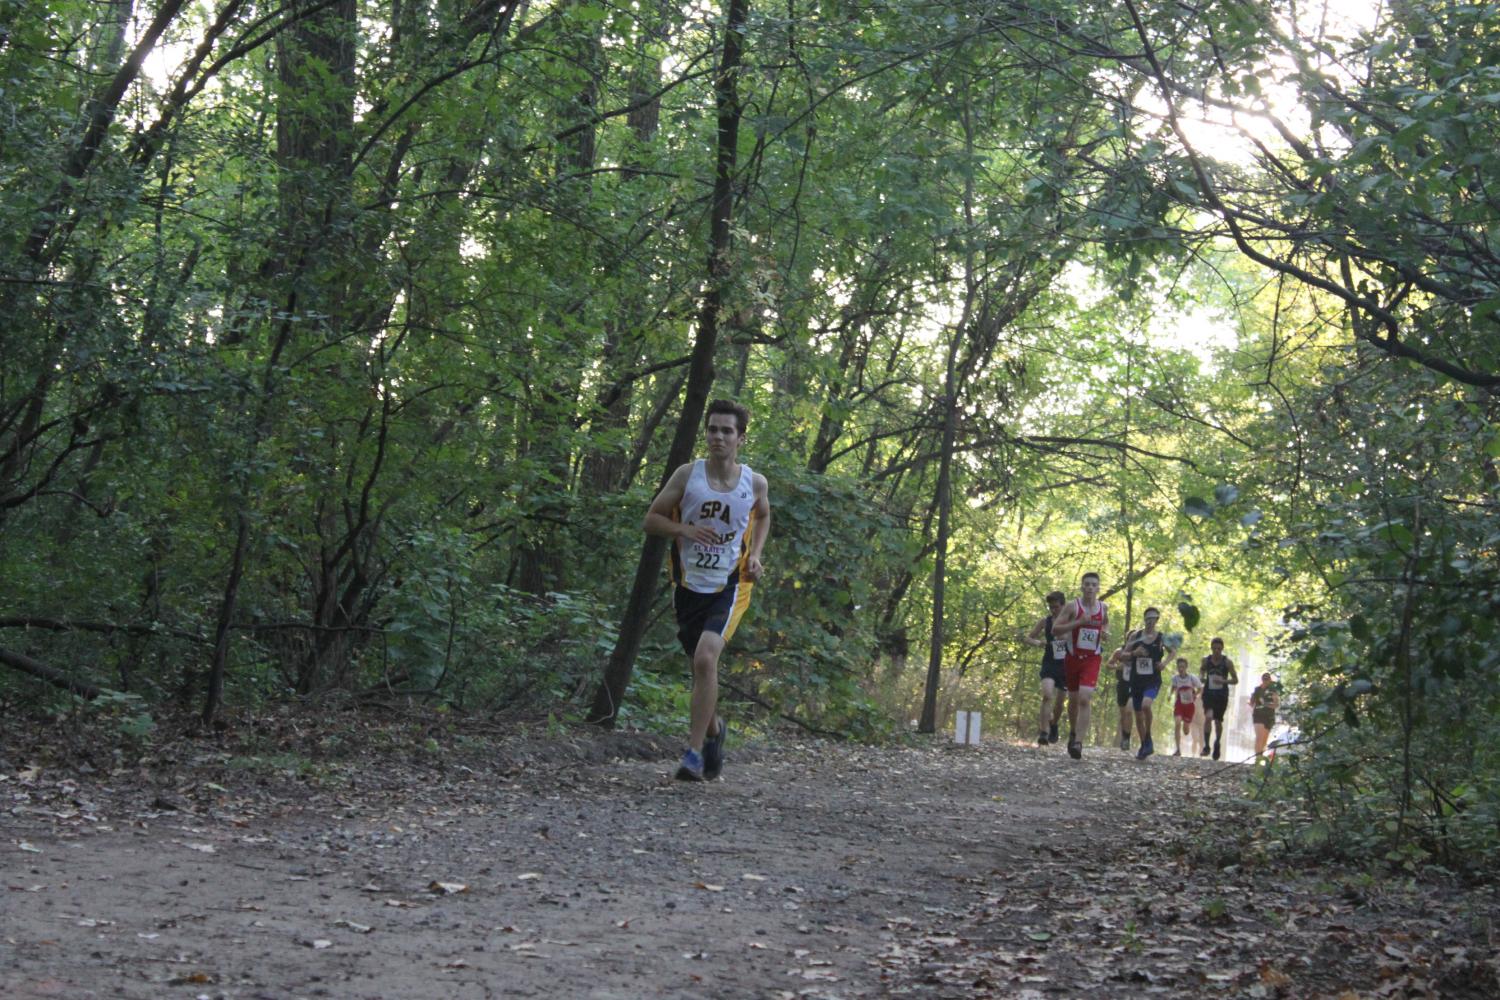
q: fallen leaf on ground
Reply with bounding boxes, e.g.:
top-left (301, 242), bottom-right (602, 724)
top-left (428, 881), bottom-right (468, 894)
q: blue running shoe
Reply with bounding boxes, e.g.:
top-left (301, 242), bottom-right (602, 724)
top-left (675, 748), bottom-right (705, 781)
top-left (703, 716), bottom-right (726, 780)
top-left (1137, 739), bottom-right (1155, 760)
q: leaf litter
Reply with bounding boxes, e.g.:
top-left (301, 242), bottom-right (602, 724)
top-left (1, 710), bottom-right (1497, 998)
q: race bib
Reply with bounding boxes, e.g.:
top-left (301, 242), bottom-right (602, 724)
top-left (1135, 657), bottom-right (1155, 676)
top-left (1051, 639), bottom-right (1069, 660)
top-left (1076, 627), bottom-right (1100, 652)
top-left (1178, 685), bottom-right (1194, 704)
top-left (1208, 676), bottom-right (1225, 690)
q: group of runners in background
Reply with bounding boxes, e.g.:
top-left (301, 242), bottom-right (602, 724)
top-left (1025, 573), bottom-right (1282, 761)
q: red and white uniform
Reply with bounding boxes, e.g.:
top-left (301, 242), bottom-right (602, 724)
top-left (1171, 673), bottom-right (1201, 721)
top-left (1063, 598), bottom-right (1106, 692)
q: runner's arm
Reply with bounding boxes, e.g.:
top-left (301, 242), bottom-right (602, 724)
top-left (644, 464), bottom-right (716, 545)
top-left (1023, 616), bottom-right (1047, 646)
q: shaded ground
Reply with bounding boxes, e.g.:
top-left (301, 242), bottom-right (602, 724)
top-left (3, 714), bottom-right (1497, 999)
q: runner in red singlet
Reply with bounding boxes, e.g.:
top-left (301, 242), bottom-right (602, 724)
top-left (1168, 657), bottom-right (1201, 756)
top-left (1048, 572), bottom-right (1109, 759)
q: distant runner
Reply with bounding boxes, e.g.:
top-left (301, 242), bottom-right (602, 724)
top-left (642, 400), bottom-right (770, 781)
top-left (1251, 672), bottom-right (1281, 761)
top-left (1023, 591), bottom-right (1069, 745)
top-left (1050, 572), bottom-right (1109, 759)
top-left (1199, 638), bottom-right (1239, 761)
top-left (1110, 640), bottom-right (1135, 752)
top-left (1169, 657), bottom-right (1201, 756)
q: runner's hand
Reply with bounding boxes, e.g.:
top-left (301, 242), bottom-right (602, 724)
top-left (743, 554), bottom-right (764, 582)
top-left (679, 522), bottom-right (720, 546)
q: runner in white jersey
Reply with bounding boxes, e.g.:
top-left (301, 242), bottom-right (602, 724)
top-left (643, 399), bottom-right (770, 781)
top-left (1168, 657), bottom-right (1201, 756)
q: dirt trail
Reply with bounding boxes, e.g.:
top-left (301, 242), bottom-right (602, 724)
top-left (4, 730), bottom-right (1497, 999)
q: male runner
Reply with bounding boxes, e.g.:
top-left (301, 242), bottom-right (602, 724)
top-left (1113, 643), bottom-right (1135, 751)
top-left (643, 399), bottom-right (770, 781)
top-left (1023, 591), bottom-right (1069, 745)
top-left (1050, 572), bottom-right (1109, 759)
top-left (1199, 637), bottom-right (1239, 761)
top-left (1169, 657), bottom-right (1202, 756)
top-left (1118, 607), bottom-right (1166, 759)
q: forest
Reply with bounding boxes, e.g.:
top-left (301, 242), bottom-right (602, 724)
top-left (3, 0), bottom-right (1498, 877)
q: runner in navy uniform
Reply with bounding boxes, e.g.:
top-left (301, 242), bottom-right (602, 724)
top-left (1199, 638), bottom-right (1239, 761)
top-left (1118, 608), bottom-right (1166, 759)
top-left (1122, 611), bottom-right (1164, 758)
top-left (1023, 591), bottom-right (1069, 745)
top-left (1113, 650), bottom-right (1135, 751)
top-left (643, 400), bottom-right (770, 781)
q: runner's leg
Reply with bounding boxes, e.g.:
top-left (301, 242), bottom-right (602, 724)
top-left (688, 631), bottom-right (725, 752)
top-left (1074, 686), bottom-right (1094, 744)
top-left (1038, 678), bottom-right (1056, 739)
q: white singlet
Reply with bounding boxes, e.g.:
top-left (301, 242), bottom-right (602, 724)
top-left (1171, 673), bottom-right (1199, 705)
top-left (672, 460), bottom-right (756, 594)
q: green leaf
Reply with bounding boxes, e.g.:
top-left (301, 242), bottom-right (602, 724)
top-left (1384, 523), bottom-right (1414, 548)
top-left (1177, 602), bottom-right (1200, 631)
top-left (1183, 496), bottom-right (1213, 519)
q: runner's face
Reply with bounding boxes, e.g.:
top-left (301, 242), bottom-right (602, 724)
top-left (1143, 614), bottom-right (1159, 630)
top-left (704, 416), bottom-right (743, 455)
top-left (1080, 577), bottom-right (1099, 600)
top-left (1047, 598), bottom-right (1063, 614)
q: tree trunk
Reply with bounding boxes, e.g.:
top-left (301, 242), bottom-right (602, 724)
top-left (0, 647), bottom-right (103, 699)
top-left (202, 512), bottom-right (250, 724)
top-left (918, 348), bottom-right (959, 734)
top-left (588, 0), bottom-right (750, 726)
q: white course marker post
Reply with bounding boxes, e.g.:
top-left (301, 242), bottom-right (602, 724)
top-left (953, 710), bottom-right (983, 745)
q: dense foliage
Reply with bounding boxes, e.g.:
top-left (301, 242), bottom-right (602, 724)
top-left (2, 1), bottom-right (1495, 866)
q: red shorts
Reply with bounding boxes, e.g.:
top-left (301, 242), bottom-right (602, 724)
top-left (1174, 701), bottom-right (1196, 722)
top-left (1063, 652), bottom-right (1102, 692)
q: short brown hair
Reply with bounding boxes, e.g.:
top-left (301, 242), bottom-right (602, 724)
top-left (1045, 591), bottom-right (1065, 604)
top-left (705, 399), bottom-right (749, 434)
